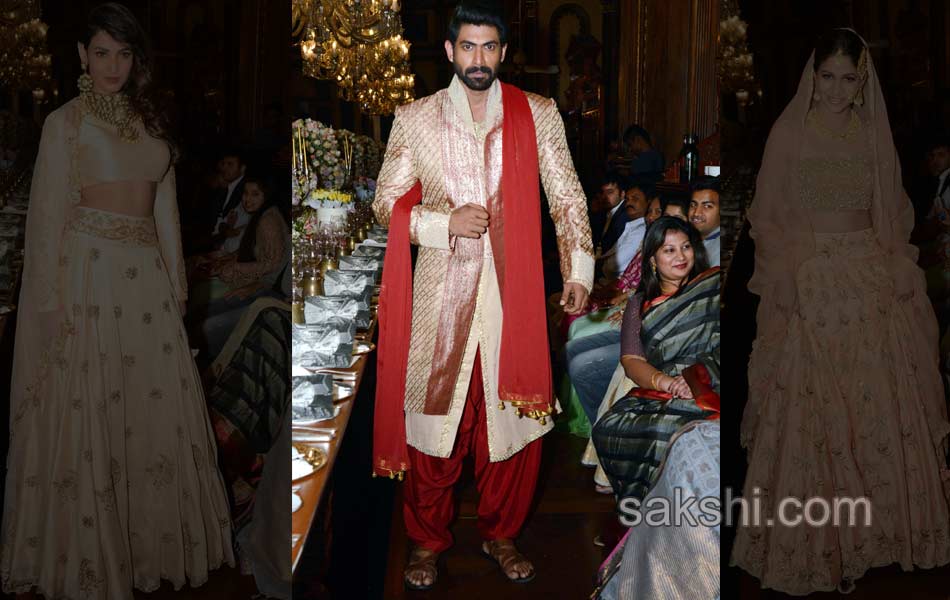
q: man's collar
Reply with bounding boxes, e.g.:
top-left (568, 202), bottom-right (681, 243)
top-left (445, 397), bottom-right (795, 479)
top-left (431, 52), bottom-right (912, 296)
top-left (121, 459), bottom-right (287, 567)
top-left (448, 74), bottom-right (501, 139)
top-left (704, 227), bottom-right (721, 241)
top-left (227, 174), bottom-right (244, 193)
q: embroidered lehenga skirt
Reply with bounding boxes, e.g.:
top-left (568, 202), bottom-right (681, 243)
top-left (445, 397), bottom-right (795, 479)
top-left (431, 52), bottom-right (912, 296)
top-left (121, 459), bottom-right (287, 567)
top-left (733, 229), bottom-right (950, 595)
top-left (1, 206), bottom-right (234, 599)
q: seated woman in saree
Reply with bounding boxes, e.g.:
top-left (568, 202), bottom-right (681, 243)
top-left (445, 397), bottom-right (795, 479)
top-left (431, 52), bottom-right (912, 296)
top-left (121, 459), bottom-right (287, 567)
top-left (187, 174), bottom-right (289, 360)
top-left (591, 420), bottom-right (720, 600)
top-left (554, 195), bottom-right (664, 438)
top-left (591, 216), bottom-right (720, 504)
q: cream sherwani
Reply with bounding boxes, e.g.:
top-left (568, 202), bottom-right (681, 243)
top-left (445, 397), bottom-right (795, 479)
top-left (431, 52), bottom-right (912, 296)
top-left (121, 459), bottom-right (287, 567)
top-left (373, 76), bottom-right (594, 462)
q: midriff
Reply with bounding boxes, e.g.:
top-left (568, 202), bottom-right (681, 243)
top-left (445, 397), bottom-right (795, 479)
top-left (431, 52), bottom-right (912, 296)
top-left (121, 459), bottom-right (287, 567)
top-left (808, 208), bottom-right (872, 233)
top-left (79, 181), bottom-right (157, 218)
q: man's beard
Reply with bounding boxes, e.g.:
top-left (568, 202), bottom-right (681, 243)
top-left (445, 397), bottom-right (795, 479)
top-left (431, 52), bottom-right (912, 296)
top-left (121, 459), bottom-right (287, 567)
top-left (454, 62), bottom-right (496, 91)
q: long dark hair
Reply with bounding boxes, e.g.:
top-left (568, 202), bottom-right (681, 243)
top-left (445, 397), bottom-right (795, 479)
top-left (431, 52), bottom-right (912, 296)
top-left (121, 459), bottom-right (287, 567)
top-left (83, 3), bottom-right (175, 157)
top-left (637, 216), bottom-right (709, 302)
top-left (237, 175), bottom-right (276, 263)
top-left (813, 28), bottom-right (865, 72)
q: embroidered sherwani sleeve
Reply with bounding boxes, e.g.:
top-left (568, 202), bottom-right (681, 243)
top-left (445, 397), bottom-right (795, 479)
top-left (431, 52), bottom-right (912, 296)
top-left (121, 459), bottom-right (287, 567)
top-left (218, 209), bottom-right (287, 287)
top-left (153, 165), bottom-right (188, 303)
top-left (535, 99), bottom-right (594, 291)
top-left (373, 107), bottom-right (452, 251)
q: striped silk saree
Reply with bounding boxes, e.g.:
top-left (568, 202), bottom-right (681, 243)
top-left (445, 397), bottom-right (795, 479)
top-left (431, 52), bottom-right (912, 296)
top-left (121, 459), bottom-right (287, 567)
top-left (591, 268), bottom-right (720, 503)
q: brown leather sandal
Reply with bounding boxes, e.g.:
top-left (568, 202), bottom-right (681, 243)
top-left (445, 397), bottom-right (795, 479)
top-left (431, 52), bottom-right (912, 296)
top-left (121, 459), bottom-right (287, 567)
top-left (404, 546), bottom-right (440, 591)
top-left (481, 539), bottom-right (536, 584)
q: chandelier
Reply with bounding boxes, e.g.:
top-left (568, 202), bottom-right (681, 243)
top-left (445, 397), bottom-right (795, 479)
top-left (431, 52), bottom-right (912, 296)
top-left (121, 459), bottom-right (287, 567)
top-left (0, 0), bottom-right (52, 101)
top-left (293, 0), bottom-right (415, 116)
top-left (718, 0), bottom-right (760, 105)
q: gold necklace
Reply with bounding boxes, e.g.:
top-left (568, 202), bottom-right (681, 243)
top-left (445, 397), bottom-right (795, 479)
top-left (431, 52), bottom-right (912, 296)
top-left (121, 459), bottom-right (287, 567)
top-left (80, 89), bottom-right (139, 142)
top-left (807, 108), bottom-right (860, 141)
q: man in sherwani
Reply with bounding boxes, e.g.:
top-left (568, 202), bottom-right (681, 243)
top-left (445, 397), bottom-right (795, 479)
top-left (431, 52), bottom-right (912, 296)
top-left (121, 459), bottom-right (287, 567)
top-left (372, 2), bottom-right (594, 590)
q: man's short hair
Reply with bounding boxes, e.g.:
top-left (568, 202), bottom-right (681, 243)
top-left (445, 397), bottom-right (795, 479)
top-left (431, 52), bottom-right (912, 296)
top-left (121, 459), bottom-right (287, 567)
top-left (690, 175), bottom-right (720, 196)
top-left (661, 195), bottom-right (691, 216)
top-left (926, 134), bottom-right (950, 154)
top-left (447, 1), bottom-right (508, 45)
top-left (622, 124), bottom-right (652, 147)
top-left (624, 176), bottom-right (656, 199)
top-left (219, 145), bottom-right (245, 165)
top-left (601, 169), bottom-right (624, 190)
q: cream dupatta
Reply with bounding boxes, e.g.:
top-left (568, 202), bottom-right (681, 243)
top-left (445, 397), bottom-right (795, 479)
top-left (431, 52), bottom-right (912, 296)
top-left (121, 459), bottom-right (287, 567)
top-left (11, 97), bottom-right (187, 416)
top-left (743, 38), bottom-right (950, 453)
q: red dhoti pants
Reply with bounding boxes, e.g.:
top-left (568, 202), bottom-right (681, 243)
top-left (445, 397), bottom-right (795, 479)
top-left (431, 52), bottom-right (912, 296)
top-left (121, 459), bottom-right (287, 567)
top-left (403, 350), bottom-right (543, 553)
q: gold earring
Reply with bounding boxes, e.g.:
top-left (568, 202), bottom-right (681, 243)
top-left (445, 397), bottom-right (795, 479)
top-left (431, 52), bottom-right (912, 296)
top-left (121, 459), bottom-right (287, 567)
top-left (78, 63), bottom-right (93, 93)
top-left (853, 88), bottom-right (864, 107)
top-left (651, 262), bottom-right (657, 274)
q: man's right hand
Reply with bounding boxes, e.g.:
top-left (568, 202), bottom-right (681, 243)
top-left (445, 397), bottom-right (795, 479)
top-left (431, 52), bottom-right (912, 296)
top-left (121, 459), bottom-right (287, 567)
top-left (449, 203), bottom-right (490, 239)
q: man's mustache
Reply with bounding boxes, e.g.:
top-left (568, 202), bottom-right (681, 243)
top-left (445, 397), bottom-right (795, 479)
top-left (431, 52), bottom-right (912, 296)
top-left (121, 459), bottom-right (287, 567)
top-left (465, 66), bottom-right (492, 76)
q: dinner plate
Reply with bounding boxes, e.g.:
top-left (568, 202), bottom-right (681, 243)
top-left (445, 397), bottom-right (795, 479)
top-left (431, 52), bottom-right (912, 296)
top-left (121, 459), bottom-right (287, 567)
top-left (292, 459), bottom-right (314, 481)
top-left (291, 443), bottom-right (328, 481)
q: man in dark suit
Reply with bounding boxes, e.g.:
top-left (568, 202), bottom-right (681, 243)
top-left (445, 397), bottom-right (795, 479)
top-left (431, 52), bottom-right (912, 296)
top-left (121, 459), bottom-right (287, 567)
top-left (591, 170), bottom-right (631, 257)
top-left (210, 147), bottom-right (247, 239)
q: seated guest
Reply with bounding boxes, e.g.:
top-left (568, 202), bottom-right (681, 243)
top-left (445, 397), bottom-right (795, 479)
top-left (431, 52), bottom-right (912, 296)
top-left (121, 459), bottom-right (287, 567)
top-left (188, 174), bottom-right (289, 360)
top-left (559, 195), bottom-right (662, 444)
top-left (591, 216), bottom-right (719, 504)
top-left (623, 124), bottom-right (664, 180)
top-left (660, 195), bottom-right (690, 221)
top-left (591, 421), bottom-right (720, 599)
top-left (591, 170), bottom-right (632, 259)
top-left (599, 178), bottom-right (652, 282)
top-left (589, 191), bottom-right (660, 311)
top-left (210, 147), bottom-right (249, 241)
top-left (689, 175), bottom-right (721, 266)
top-left (924, 136), bottom-right (950, 300)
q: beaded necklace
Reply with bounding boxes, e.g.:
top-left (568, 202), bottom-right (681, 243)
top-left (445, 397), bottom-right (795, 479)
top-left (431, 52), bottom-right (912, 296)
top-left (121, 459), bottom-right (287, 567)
top-left (807, 108), bottom-right (861, 142)
top-left (80, 88), bottom-right (139, 142)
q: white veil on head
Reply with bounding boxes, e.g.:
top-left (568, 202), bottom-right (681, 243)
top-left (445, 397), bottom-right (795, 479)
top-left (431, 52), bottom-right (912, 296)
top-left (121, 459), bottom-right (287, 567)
top-left (743, 28), bottom-right (950, 451)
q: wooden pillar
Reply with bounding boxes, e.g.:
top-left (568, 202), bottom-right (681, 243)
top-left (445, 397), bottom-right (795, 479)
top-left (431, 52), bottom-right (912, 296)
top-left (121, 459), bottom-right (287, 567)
top-left (601, 0), bottom-right (619, 148)
top-left (617, 0), bottom-right (718, 163)
top-left (236, 0), bottom-right (290, 137)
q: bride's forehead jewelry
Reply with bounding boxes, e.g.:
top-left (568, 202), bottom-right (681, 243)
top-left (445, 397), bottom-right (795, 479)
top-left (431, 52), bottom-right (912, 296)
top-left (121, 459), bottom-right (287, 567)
top-left (857, 46), bottom-right (868, 80)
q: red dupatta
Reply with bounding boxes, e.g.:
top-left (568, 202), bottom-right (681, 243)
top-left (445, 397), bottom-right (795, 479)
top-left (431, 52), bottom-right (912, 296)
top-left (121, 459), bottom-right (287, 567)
top-left (372, 83), bottom-right (552, 478)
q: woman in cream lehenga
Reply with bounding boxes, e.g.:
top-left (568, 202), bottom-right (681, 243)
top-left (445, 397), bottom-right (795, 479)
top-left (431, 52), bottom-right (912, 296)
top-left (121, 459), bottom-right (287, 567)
top-left (732, 28), bottom-right (950, 595)
top-left (1, 4), bottom-right (234, 599)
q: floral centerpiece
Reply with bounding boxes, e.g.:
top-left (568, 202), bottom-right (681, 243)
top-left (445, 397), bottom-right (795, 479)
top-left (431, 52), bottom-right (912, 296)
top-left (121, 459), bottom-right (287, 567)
top-left (293, 118), bottom-right (354, 227)
top-left (353, 176), bottom-right (376, 202)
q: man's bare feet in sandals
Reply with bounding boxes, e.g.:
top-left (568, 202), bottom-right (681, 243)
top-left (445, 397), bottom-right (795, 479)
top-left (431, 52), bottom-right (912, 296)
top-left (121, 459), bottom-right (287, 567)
top-left (404, 546), bottom-right (439, 591)
top-left (481, 538), bottom-right (535, 583)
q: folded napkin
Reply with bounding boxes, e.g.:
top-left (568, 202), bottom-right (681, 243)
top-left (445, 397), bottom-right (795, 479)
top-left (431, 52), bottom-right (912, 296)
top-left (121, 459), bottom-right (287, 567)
top-left (292, 373), bottom-right (335, 421)
top-left (292, 319), bottom-right (355, 368)
top-left (353, 245), bottom-right (386, 260)
top-left (304, 295), bottom-right (370, 330)
top-left (338, 255), bottom-right (382, 282)
top-left (323, 270), bottom-right (374, 296)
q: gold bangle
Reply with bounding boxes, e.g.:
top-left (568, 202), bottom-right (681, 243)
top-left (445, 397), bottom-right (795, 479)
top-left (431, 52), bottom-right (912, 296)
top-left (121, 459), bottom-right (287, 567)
top-left (650, 371), bottom-right (664, 391)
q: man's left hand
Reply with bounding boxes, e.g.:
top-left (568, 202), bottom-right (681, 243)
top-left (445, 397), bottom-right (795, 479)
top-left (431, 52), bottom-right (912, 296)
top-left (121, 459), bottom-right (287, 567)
top-left (560, 282), bottom-right (589, 315)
